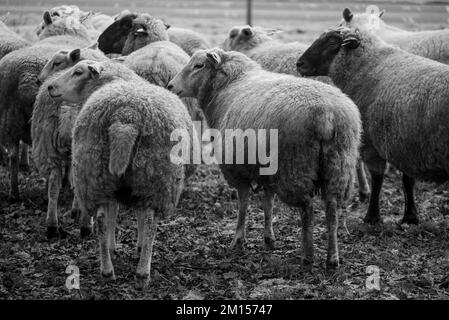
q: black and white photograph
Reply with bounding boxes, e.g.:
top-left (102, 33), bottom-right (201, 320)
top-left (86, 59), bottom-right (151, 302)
top-left (0, 0), bottom-right (448, 304)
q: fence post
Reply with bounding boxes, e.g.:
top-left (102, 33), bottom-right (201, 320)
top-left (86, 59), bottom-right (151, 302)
top-left (246, 0), bottom-right (253, 26)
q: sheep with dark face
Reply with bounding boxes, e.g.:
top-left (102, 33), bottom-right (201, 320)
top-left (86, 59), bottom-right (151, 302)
top-left (31, 46), bottom-right (107, 239)
top-left (168, 48), bottom-right (361, 270)
top-left (97, 12), bottom-right (204, 124)
top-left (297, 26), bottom-right (449, 225)
top-left (0, 11), bottom-right (91, 201)
top-left (47, 60), bottom-right (195, 289)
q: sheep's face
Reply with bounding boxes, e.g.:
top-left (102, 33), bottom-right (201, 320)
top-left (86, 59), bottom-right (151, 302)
top-left (38, 10), bottom-right (90, 40)
top-left (222, 25), bottom-right (271, 52)
top-left (297, 28), bottom-right (361, 77)
top-left (98, 13), bottom-right (168, 55)
top-left (47, 60), bottom-right (102, 103)
top-left (36, 6), bottom-right (92, 37)
top-left (38, 49), bottom-right (81, 83)
top-left (339, 7), bottom-right (385, 30)
top-left (168, 49), bottom-right (224, 99)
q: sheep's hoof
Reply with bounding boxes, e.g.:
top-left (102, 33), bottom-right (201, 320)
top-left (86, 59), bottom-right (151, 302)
top-left (401, 214), bottom-right (419, 225)
top-left (264, 237), bottom-right (275, 251)
top-left (135, 274), bottom-right (149, 291)
top-left (80, 226), bottom-right (92, 239)
top-left (301, 258), bottom-right (313, 272)
top-left (326, 259), bottom-right (339, 272)
top-left (358, 191), bottom-right (370, 202)
top-left (19, 164), bottom-right (30, 172)
top-left (230, 238), bottom-right (244, 252)
top-left (8, 194), bottom-right (20, 203)
top-left (363, 214), bottom-right (382, 225)
top-left (46, 226), bottom-right (68, 240)
top-left (101, 271), bottom-right (116, 283)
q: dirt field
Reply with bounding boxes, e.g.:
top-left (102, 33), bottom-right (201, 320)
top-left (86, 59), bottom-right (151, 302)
top-left (1, 0), bottom-right (449, 300)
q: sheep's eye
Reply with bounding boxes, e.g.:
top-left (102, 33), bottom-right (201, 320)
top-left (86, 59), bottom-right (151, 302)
top-left (53, 61), bottom-right (61, 67)
top-left (194, 63), bottom-right (204, 69)
top-left (73, 69), bottom-right (83, 76)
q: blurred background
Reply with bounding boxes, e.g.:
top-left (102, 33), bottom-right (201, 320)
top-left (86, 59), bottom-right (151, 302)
top-left (2, 0), bottom-right (449, 45)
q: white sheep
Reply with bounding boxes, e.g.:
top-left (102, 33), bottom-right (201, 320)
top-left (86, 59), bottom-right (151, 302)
top-left (47, 59), bottom-right (195, 289)
top-left (168, 48), bottom-right (361, 270)
top-left (341, 8), bottom-right (449, 64)
top-left (297, 26), bottom-right (449, 225)
top-left (0, 11), bottom-right (91, 202)
top-left (31, 46), bottom-right (107, 239)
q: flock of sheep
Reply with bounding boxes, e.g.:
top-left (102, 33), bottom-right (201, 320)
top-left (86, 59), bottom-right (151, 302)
top-left (0, 4), bottom-right (448, 290)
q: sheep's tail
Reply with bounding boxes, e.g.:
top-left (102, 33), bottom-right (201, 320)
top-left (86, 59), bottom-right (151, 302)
top-left (108, 122), bottom-right (138, 176)
top-left (314, 110), bottom-right (335, 142)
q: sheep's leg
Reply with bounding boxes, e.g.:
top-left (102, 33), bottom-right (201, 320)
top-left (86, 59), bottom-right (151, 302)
top-left (97, 205), bottom-right (115, 281)
top-left (401, 174), bottom-right (419, 225)
top-left (79, 202), bottom-right (94, 239)
top-left (135, 209), bottom-right (158, 290)
top-left (300, 200), bottom-right (314, 270)
top-left (107, 201), bottom-right (118, 256)
top-left (325, 197), bottom-right (339, 270)
top-left (19, 142), bottom-right (29, 171)
top-left (46, 168), bottom-right (64, 239)
top-left (230, 184), bottom-right (250, 250)
top-left (356, 160), bottom-right (370, 202)
top-left (262, 188), bottom-right (275, 250)
top-left (137, 209), bottom-right (144, 255)
top-left (364, 171), bottom-right (384, 224)
top-left (8, 142), bottom-right (20, 202)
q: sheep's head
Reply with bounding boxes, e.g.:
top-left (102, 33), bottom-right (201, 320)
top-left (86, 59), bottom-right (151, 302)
top-left (222, 25), bottom-right (275, 52)
top-left (98, 12), bottom-right (169, 55)
top-left (340, 7), bottom-right (385, 30)
top-left (38, 10), bottom-right (90, 40)
top-left (38, 49), bottom-right (82, 83)
top-left (296, 27), bottom-right (361, 77)
top-left (47, 60), bottom-right (104, 103)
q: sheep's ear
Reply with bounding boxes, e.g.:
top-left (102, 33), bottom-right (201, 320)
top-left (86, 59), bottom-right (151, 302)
top-left (342, 8), bottom-right (353, 22)
top-left (164, 22), bottom-right (171, 30)
top-left (206, 51), bottom-right (221, 66)
top-left (43, 11), bottom-right (52, 25)
top-left (379, 9), bottom-right (385, 18)
top-left (69, 49), bottom-right (81, 62)
top-left (341, 34), bottom-right (360, 49)
top-left (241, 26), bottom-right (253, 37)
top-left (98, 13), bottom-right (137, 54)
top-left (87, 64), bottom-right (102, 79)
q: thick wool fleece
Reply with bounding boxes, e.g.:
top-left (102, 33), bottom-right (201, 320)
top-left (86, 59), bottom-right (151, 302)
top-left (72, 78), bottom-right (194, 219)
top-left (167, 27), bottom-right (210, 56)
top-left (329, 29), bottom-right (449, 181)
top-left (0, 21), bottom-right (29, 60)
top-left (198, 51), bottom-right (361, 207)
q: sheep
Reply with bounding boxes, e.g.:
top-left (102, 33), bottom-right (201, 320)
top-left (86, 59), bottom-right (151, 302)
top-left (100, 11), bottom-right (210, 56)
top-left (97, 13), bottom-right (204, 123)
top-left (222, 25), bottom-right (308, 76)
top-left (222, 25), bottom-right (369, 201)
top-left (341, 8), bottom-right (449, 64)
top-left (0, 11), bottom-right (91, 201)
top-left (167, 27), bottom-right (211, 56)
top-left (168, 48), bottom-right (361, 269)
top-left (38, 11), bottom-right (92, 42)
top-left (297, 26), bottom-right (449, 225)
top-left (0, 20), bottom-right (29, 60)
top-left (31, 46), bottom-right (107, 239)
top-left (47, 59), bottom-right (195, 288)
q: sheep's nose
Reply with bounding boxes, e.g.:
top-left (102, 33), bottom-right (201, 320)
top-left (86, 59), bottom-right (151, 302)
top-left (167, 83), bottom-right (173, 91)
top-left (296, 60), bottom-right (304, 69)
top-left (47, 85), bottom-right (54, 92)
top-left (36, 78), bottom-right (42, 86)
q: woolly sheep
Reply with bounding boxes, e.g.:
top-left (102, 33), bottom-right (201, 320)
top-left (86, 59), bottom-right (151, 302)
top-left (167, 27), bottom-right (211, 56)
top-left (32, 47), bottom-right (107, 239)
top-left (98, 13), bottom-right (204, 123)
top-left (168, 48), bottom-right (361, 269)
top-left (297, 26), bottom-right (449, 225)
top-left (0, 11), bottom-right (91, 201)
top-left (47, 59), bottom-right (195, 288)
top-left (0, 20), bottom-right (29, 60)
top-left (341, 8), bottom-right (449, 64)
top-left (222, 25), bottom-right (308, 76)
top-left (222, 25), bottom-right (369, 201)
